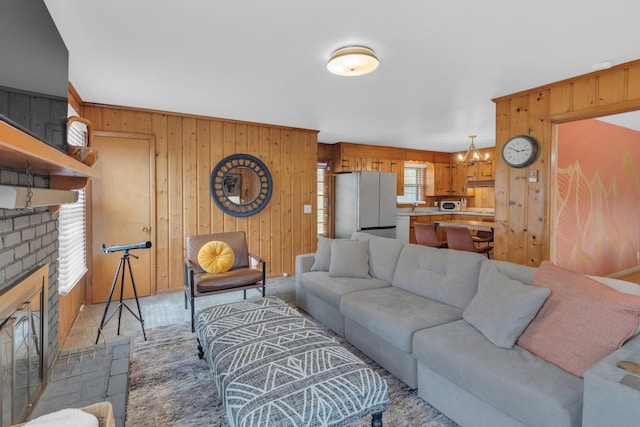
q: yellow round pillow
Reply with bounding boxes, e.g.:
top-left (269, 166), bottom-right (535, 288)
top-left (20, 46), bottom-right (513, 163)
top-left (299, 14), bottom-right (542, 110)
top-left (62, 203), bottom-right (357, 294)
top-left (197, 241), bottom-right (235, 273)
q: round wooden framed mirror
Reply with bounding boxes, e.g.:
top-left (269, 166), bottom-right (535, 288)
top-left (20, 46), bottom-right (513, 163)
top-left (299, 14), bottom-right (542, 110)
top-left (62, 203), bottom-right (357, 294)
top-left (209, 153), bottom-right (273, 217)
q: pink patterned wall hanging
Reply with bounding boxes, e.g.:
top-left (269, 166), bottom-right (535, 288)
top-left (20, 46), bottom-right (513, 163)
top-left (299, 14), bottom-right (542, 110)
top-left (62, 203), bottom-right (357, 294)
top-left (556, 119), bottom-right (640, 276)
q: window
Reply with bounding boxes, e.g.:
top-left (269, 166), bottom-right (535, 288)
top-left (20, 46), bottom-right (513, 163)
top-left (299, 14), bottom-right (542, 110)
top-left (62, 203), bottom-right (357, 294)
top-left (397, 163), bottom-right (428, 203)
top-left (317, 163), bottom-right (329, 236)
top-left (58, 106), bottom-right (88, 295)
top-left (58, 188), bottom-right (87, 295)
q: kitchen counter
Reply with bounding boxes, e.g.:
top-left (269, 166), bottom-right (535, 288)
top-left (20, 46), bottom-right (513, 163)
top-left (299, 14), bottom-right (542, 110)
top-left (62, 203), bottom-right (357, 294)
top-left (396, 210), bottom-right (494, 217)
top-left (395, 210), bottom-right (494, 243)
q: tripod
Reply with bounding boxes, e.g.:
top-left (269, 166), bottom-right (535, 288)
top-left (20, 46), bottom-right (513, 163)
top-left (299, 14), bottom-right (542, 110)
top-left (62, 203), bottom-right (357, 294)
top-left (96, 249), bottom-right (147, 343)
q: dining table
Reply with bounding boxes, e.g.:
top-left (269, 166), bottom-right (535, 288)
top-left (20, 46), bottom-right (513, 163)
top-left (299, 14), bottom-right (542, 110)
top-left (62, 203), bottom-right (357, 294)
top-left (433, 219), bottom-right (495, 233)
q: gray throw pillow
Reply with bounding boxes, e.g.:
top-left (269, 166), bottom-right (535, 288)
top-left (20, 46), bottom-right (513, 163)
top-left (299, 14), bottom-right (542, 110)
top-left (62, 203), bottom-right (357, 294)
top-left (310, 236), bottom-right (332, 271)
top-left (329, 239), bottom-right (370, 278)
top-left (463, 265), bottom-right (550, 349)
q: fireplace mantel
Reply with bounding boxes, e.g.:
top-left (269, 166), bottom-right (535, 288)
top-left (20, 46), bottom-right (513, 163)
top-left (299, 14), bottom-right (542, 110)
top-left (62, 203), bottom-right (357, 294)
top-left (0, 121), bottom-right (100, 191)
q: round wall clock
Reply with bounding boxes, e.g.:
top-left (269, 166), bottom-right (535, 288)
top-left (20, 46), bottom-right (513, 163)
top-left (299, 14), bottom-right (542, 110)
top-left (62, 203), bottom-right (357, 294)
top-left (502, 134), bottom-right (540, 168)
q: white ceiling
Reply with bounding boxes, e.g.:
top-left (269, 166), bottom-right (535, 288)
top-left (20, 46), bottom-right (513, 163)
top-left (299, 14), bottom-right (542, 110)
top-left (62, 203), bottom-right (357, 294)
top-left (43, 0), bottom-right (640, 152)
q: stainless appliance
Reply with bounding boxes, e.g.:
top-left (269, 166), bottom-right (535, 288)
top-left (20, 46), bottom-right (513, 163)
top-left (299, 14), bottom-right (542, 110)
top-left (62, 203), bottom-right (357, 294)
top-left (335, 171), bottom-right (397, 238)
top-left (440, 200), bottom-right (462, 212)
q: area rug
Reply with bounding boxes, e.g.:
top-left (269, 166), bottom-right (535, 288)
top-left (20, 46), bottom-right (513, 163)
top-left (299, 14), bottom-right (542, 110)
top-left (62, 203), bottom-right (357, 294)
top-left (126, 321), bottom-right (458, 427)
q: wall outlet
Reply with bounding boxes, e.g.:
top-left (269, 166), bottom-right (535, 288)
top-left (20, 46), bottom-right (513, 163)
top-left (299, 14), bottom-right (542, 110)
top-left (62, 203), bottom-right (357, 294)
top-left (528, 169), bottom-right (538, 183)
top-left (434, 201), bottom-right (439, 207)
top-left (303, 204), bottom-right (312, 214)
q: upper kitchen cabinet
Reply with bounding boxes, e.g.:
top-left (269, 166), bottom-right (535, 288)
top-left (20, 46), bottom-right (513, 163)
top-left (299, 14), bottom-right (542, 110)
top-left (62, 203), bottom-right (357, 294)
top-left (465, 160), bottom-right (495, 181)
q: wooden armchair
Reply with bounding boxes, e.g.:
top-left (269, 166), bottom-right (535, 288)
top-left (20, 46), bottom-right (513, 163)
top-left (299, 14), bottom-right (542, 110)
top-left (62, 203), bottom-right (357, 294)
top-left (184, 231), bottom-right (266, 332)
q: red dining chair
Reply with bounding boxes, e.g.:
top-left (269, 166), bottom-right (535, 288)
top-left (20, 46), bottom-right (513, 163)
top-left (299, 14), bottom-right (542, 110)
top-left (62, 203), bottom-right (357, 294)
top-left (414, 222), bottom-right (447, 248)
top-left (444, 226), bottom-right (492, 258)
top-left (472, 218), bottom-right (494, 246)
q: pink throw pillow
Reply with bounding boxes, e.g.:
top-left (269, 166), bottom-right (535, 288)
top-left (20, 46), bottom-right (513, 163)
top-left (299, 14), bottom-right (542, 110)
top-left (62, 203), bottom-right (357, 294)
top-left (517, 261), bottom-right (640, 377)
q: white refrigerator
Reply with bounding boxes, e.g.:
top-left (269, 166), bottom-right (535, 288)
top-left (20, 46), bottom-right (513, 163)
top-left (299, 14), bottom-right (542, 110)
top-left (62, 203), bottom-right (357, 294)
top-left (335, 171), bottom-right (397, 238)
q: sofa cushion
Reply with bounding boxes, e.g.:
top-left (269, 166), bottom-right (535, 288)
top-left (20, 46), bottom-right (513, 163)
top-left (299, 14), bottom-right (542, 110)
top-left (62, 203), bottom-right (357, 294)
top-left (463, 264), bottom-right (550, 348)
top-left (517, 261), bottom-right (640, 377)
top-left (393, 245), bottom-right (486, 309)
top-left (310, 235), bottom-right (332, 271)
top-left (340, 287), bottom-right (463, 353)
top-left (299, 271), bottom-right (390, 308)
top-left (351, 232), bottom-right (405, 283)
top-left (413, 320), bottom-right (584, 427)
top-left (329, 239), bottom-right (370, 278)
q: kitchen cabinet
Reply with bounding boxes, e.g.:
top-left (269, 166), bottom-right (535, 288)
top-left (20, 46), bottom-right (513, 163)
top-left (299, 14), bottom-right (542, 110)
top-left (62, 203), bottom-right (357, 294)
top-left (407, 214), bottom-right (452, 243)
top-left (391, 159), bottom-right (404, 196)
top-left (466, 161), bottom-right (495, 181)
top-left (450, 163), bottom-right (467, 196)
top-left (433, 162), bottom-right (451, 195)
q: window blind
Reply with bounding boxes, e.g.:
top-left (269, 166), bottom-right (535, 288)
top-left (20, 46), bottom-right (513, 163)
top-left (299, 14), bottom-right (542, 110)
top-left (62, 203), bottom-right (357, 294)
top-left (58, 188), bottom-right (87, 295)
top-left (58, 106), bottom-right (88, 295)
top-left (397, 163), bottom-right (428, 203)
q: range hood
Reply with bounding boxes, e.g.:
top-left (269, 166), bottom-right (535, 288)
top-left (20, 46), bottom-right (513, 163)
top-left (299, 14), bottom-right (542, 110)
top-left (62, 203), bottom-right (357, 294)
top-left (464, 179), bottom-right (495, 188)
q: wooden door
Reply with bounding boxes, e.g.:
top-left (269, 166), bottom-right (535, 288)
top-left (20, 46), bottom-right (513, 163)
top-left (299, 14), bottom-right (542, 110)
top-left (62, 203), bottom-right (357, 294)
top-left (90, 133), bottom-right (155, 303)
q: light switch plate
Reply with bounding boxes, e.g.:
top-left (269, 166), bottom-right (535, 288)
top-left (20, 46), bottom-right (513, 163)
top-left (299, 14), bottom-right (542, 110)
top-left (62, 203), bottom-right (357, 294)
top-left (303, 204), bottom-right (312, 214)
top-left (528, 170), bottom-right (538, 183)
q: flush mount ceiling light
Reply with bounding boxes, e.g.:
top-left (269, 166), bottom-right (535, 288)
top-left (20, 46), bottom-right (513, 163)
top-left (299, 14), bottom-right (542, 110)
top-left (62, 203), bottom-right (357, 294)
top-left (457, 135), bottom-right (490, 166)
top-left (327, 46), bottom-right (379, 76)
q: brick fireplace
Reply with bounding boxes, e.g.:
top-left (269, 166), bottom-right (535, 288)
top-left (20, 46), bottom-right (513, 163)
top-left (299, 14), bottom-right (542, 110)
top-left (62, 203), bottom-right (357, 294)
top-left (0, 168), bottom-right (60, 423)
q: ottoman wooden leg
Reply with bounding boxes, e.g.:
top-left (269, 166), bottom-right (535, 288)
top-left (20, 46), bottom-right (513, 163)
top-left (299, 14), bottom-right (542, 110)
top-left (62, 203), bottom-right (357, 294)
top-left (371, 412), bottom-right (383, 427)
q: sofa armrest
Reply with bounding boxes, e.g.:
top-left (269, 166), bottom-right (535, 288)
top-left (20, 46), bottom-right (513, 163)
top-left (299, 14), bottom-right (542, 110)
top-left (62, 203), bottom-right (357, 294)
top-left (583, 333), bottom-right (640, 427)
top-left (295, 253), bottom-right (315, 289)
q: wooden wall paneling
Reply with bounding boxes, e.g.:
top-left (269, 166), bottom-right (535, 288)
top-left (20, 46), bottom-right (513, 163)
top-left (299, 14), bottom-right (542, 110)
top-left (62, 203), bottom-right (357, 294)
top-left (167, 116), bottom-right (184, 291)
top-left (506, 95), bottom-right (531, 265)
top-left (571, 77), bottom-right (596, 111)
top-left (103, 108), bottom-right (121, 131)
top-left (78, 103), bottom-right (318, 290)
top-left (68, 83), bottom-right (83, 115)
top-left (152, 113), bottom-right (170, 293)
top-left (628, 64), bottom-right (640, 99)
top-left (597, 70), bottom-right (626, 106)
top-left (135, 111), bottom-right (152, 134)
top-left (493, 100), bottom-right (510, 261)
top-left (266, 127), bottom-right (280, 275)
top-left (210, 121), bottom-right (225, 232)
top-left (222, 123), bottom-right (237, 231)
top-left (549, 85), bottom-right (573, 116)
top-left (287, 130), bottom-right (299, 275)
top-left (525, 91), bottom-right (550, 266)
top-left (302, 132), bottom-right (315, 254)
top-left (235, 124), bottom-right (249, 238)
top-left (183, 118), bottom-right (198, 238)
top-left (280, 131), bottom-right (300, 273)
top-left (119, 110), bottom-right (137, 133)
top-left (493, 58), bottom-right (640, 267)
top-left (247, 125), bottom-right (261, 255)
top-left (196, 120), bottom-right (211, 235)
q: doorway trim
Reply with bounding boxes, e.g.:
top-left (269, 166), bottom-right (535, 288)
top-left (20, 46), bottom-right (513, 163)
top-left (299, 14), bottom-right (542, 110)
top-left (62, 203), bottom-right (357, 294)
top-left (86, 131), bottom-right (156, 304)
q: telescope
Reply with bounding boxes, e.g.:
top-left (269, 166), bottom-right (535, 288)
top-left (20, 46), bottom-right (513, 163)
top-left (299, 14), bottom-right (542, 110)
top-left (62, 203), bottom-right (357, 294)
top-left (101, 241), bottom-right (152, 253)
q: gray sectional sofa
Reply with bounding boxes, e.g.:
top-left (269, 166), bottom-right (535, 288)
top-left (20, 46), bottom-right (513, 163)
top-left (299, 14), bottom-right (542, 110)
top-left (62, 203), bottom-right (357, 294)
top-left (295, 232), bottom-right (640, 427)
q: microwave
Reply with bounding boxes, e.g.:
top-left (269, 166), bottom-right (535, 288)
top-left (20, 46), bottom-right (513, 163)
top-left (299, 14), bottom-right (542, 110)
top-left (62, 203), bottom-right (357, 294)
top-left (440, 200), bottom-right (462, 212)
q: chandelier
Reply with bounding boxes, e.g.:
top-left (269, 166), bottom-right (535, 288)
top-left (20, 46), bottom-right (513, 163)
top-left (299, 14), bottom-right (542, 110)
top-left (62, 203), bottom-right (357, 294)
top-left (457, 135), bottom-right (490, 166)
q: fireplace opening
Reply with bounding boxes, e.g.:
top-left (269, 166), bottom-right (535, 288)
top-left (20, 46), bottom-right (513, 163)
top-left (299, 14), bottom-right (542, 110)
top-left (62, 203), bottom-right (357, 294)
top-left (0, 264), bottom-right (48, 426)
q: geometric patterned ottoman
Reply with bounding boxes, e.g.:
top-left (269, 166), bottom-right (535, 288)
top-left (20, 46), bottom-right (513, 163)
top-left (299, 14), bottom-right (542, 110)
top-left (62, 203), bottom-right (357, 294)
top-left (195, 297), bottom-right (389, 427)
